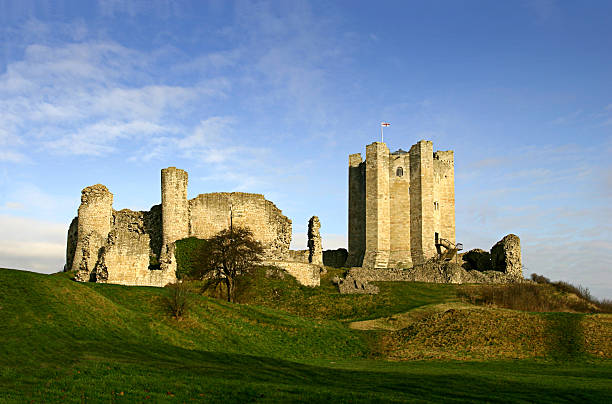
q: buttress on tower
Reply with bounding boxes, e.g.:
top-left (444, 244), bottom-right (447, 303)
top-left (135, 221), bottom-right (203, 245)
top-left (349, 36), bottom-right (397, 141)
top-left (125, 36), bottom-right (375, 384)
top-left (347, 140), bottom-right (455, 269)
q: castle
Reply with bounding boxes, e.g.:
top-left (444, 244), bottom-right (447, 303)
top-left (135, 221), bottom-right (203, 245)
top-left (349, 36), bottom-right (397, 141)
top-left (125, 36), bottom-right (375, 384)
top-left (347, 140), bottom-right (455, 269)
top-left (66, 139), bottom-right (522, 288)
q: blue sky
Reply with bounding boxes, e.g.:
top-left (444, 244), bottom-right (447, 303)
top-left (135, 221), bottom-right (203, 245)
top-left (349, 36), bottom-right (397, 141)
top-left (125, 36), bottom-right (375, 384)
top-left (1, 0), bottom-right (610, 297)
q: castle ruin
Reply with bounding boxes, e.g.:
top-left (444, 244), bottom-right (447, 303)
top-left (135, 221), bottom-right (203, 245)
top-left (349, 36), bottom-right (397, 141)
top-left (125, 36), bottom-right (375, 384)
top-left (66, 167), bottom-right (323, 287)
top-left (66, 138), bottom-right (522, 289)
top-left (347, 140), bottom-right (455, 269)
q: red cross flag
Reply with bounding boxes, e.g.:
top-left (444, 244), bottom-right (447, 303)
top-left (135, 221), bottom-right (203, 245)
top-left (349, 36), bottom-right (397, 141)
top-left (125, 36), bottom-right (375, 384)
top-left (380, 122), bottom-right (390, 142)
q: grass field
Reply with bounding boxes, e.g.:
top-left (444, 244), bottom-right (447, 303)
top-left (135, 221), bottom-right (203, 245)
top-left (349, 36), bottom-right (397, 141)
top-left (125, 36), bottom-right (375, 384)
top-left (1, 267), bottom-right (611, 402)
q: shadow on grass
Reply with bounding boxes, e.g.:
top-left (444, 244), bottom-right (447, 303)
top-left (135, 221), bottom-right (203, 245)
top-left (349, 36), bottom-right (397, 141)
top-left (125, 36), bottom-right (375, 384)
top-left (545, 313), bottom-right (586, 361)
top-left (4, 340), bottom-right (611, 403)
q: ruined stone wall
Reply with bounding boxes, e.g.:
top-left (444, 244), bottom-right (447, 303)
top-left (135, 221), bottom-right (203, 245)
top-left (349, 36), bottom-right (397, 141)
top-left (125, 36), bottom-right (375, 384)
top-left (263, 261), bottom-right (321, 287)
top-left (68, 167), bottom-right (294, 288)
top-left (433, 150), bottom-right (455, 245)
top-left (491, 234), bottom-right (522, 279)
top-left (308, 216), bottom-right (323, 265)
top-left (288, 249), bottom-right (310, 263)
top-left (161, 167), bottom-right (189, 247)
top-left (189, 192), bottom-right (292, 260)
top-left (409, 140), bottom-right (435, 264)
top-left (65, 217), bottom-right (78, 271)
top-left (347, 154), bottom-right (366, 267)
top-left (323, 248), bottom-right (348, 268)
top-left (94, 209), bottom-right (173, 287)
top-left (348, 262), bottom-right (521, 285)
top-left (363, 142), bottom-right (390, 269)
top-left (388, 152), bottom-right (412, 268)
top-left (72, 185), bottom-right (114, 280)
top-left (143, 204), bottom-right (163, 258)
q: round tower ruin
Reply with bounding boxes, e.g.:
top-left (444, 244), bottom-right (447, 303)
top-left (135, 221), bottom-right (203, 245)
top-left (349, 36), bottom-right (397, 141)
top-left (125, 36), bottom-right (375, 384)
top-left (72, 184), bottom-right (113, 279)
top-left (161, 167), bottom-right (189, 248)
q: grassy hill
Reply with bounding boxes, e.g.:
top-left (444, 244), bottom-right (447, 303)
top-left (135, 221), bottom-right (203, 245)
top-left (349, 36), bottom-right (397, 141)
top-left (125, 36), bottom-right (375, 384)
top-left (1, 267), bottom-right (611, 403)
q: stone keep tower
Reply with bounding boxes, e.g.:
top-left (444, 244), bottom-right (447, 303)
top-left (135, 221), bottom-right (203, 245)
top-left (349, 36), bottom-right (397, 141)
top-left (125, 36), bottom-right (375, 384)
top-left (347, 140), bottom-right (455, 269)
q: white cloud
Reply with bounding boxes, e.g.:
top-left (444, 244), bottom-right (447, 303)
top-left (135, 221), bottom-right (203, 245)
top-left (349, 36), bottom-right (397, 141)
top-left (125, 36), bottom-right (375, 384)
top-left (178, 117), bottom-right (235, 150)
top-left (0, 215), bottom-right (66, 273)
top-left (0, 150), bottom-right (28, 163)
top-left (0, 40), bottom-right (224, 161)
top-left (0, 183), bottom-right (75, 219)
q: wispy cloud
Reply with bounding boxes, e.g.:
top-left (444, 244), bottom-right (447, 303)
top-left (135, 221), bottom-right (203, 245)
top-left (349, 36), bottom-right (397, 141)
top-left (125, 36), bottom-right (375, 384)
top-left (0, 40), bottom-right (225, 160)
top-left (550, 109), bottom-right (582, 125)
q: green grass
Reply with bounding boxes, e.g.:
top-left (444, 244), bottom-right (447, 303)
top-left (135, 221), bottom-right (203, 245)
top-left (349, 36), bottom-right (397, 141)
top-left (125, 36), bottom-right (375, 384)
top-left (232, 266), bottom-right (459, 321)
top-left (1, 267), bottom-right (611, 403)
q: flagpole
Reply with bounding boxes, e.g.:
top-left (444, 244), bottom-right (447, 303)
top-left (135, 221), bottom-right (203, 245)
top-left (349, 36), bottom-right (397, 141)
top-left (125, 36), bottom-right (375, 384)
top-left (380, 122), bottom-right (389, 143)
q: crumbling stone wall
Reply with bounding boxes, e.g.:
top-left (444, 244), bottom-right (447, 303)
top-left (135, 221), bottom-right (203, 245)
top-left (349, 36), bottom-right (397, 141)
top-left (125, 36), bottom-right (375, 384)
top-left (72, 185), bottom-right (114, 282)
top-left (307, 216), bottom-right (323, 265)
top-left (65, 217), bottom-right (78, 271)
top-left (333, 274), bottom-right (379, 294)
top-left (460, 234), bottom-right (522, 280)
top-left (349, 260), bottom-right (520, 285)
top-left (323, 248), bottom-right (348, 268)
top-left (288, 249), bottom-right (310, 263)
top-left (348, 234), bottom-right (523, 285)
top-left (262, 261), bottom-right (322, 287)
top-left (161, 167), bottom-right (189, 247)
top-left (461, 249), bottom-right (492, 272)
top-left (491, 234), bottom-right (522, 279)
top-left (67, 168), bottom-right (293, 287)
top-left (189, 192), bottom-right (292, 260)
top-left (94, 210), bottom-right (174, 287)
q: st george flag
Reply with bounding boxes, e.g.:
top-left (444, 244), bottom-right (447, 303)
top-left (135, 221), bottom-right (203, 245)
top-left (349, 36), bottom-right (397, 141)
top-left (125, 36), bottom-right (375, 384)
top-left (381, 122), bottom-right (390, 127)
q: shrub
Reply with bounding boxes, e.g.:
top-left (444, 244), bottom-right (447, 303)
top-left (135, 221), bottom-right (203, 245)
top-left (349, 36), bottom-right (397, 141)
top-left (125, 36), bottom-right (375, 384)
top-left (530, 273), bottom-right (611, 313)
top-left (460, 277), bottom-right (612, 314)
top-left (458, 283), bottom-right (556, 312)
top-left (530, 273), bottom-right (550, 284)
top-left (175, 237), bottom-right (211, 279)
top-left (163, 282), bottom-right (191, 319)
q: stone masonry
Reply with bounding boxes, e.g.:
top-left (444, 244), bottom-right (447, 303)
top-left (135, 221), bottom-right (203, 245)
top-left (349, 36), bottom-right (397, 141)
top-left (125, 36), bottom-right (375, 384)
top-left (348, 140), bottom-right (455, 269)
top-left (67, 167), bottom-right (297, 287)
top-left (308, 216), bottom-right (323, 265)
top-left (491, 234), bottom-right (522, 280)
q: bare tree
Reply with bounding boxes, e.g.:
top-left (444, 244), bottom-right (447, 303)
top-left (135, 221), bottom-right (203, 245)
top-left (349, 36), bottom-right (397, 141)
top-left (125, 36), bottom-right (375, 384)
top-left (192, 227), bottom-right (263, 303)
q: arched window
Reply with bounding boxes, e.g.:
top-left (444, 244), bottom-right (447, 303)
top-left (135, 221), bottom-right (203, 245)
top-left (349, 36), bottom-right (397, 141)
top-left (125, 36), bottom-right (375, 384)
top-left (396, 167), bottom-right (403, 177)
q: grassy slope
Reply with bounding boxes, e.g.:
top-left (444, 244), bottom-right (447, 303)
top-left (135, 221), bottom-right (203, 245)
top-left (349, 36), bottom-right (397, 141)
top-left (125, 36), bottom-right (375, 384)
top-left (225, 267), bottom-right (459, 321)
top-left (0, 268), bottom-right (611, 403)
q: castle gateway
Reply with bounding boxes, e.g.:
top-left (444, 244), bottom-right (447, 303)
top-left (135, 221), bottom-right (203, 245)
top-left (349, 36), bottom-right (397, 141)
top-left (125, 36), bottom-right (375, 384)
top-left (347, 140), bottom-right (455, 269)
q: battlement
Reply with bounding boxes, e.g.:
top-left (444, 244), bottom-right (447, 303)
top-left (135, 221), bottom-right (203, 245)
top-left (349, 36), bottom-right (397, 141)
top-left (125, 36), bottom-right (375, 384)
top-left (349, 153), bottom-right (363, 167)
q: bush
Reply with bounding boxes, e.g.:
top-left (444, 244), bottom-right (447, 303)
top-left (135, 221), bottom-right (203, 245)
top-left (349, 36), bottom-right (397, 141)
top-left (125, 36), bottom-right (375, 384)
top-left (460, 276), bottom-right (612, 314)
top-left (163, 282), bottom-right (191, 319)
top-left (530, 273), bottom-right (612, 313)
top-left (458, 283), bottom-right (557, 312)
top-left (530, 273), bottom-right (550, 284)
top-left (175, 237), bottom-right (211, 279)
